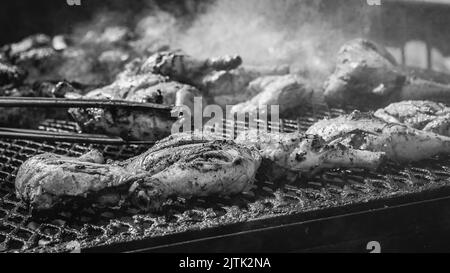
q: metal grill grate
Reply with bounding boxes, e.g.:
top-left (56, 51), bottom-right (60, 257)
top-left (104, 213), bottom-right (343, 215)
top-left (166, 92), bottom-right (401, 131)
top-left (1, 105), bottom-right (450, 252)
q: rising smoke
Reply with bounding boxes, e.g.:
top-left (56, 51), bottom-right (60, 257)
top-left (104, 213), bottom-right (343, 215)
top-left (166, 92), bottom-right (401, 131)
top-left (74, 0), bottom-right (375, 82)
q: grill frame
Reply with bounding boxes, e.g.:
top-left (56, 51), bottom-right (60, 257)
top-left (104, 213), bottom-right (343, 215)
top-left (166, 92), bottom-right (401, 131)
top-left (1, 105), bottom-right (450, 253)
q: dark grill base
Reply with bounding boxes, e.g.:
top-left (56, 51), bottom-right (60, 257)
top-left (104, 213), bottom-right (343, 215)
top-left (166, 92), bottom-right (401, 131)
top-left (1, 105), bottom-right (450, 252)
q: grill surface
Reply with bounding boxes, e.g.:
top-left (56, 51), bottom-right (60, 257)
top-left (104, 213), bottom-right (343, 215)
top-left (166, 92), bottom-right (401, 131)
top-left (1, 105), bottom-right (450, 252)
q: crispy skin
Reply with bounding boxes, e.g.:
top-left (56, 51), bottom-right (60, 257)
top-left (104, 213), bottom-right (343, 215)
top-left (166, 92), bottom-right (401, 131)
top-left (236, 129), bottom-right (385, 182)
top-left (126, 133), bottom-right (261, 210)
top-left (15, 150), bottom-right (134, 211)
top-left (15, 133), bottom-right (261, 211)
top-left (374, 100), bottom-right (450, 136)
top-left (306, 111), bottom-right (450, 163)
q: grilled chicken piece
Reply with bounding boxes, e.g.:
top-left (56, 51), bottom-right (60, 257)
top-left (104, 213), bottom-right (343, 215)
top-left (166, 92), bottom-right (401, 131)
top-left (141, 51), bottom-right (242, 87)
top-left (15, 133), bottom-right (261, 211)
top-left (204, 65), bottom-right (290, 97)
top-left (306, 110), bottom-right (450, 163)
top-left (236, 129), bottom-right (385, 182)
top-left (324, 39), bottom-right (450, 108)
top-left (230, 75), bottom-right (314, 117)
top-left (69, 59), bottom-right (201, 140)
top-left (374, 100), bottom-right (450, 136)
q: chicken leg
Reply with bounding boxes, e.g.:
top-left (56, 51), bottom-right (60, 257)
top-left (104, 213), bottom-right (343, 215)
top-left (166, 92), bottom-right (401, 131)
top-left (324, 38), bottom-right (450, 108)
top-left (306, 110), bottom-right (450, 163)
top-left (15, 132), bottom-right (261, 211)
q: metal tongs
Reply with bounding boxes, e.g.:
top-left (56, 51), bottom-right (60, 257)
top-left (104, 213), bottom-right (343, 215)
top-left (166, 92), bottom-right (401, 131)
top-left (0, 97), bottom-right (175, 145)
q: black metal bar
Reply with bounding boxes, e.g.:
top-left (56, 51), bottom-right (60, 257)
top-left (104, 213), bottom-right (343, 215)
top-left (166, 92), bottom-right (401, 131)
top-left (83, 187), bottom-right (450, 253)
top-left (0, 97), bottom-right (174, 112)
top-left (0, 127), bottom-right (156, 145)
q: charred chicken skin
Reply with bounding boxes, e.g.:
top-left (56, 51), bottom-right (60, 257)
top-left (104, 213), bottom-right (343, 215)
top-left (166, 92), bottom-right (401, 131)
top-left (236, 129), bottom-right (385, 182)
top-left (374, 100), bottom-right (450, 137)
top-left (141, 51), bottom-right (243, 88)
top-left (306, 110), bottom-right (450, 163)
top-left (15, 132), bottom-right (261, 211)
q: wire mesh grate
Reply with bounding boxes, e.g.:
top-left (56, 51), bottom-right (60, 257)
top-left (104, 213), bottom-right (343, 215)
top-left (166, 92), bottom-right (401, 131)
top-left (0, 105), bottom-right (450, 252)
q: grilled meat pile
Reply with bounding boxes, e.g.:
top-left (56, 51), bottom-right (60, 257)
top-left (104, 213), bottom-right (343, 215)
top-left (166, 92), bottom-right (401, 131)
top-left (324, 39), bottom-right (450, 108)
top-left (15, 132), bottom-right (261, 211)
top-left (374, 100), bottom-right (450, 136)
top-left (5, 24), bottom-right (450, 215)
top-left (3, 28), bottom-right (136, 86)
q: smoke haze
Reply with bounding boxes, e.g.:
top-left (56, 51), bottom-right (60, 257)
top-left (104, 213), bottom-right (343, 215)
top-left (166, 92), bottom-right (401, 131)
top-left (74, 0), bottom-right (375, 81)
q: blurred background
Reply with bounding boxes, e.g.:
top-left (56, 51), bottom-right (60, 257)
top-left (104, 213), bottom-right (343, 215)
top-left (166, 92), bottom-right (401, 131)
top-left (1, 0), bottom-right (450, 74)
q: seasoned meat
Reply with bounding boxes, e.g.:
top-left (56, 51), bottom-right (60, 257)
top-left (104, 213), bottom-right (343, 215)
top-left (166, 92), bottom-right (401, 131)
top-left (236, 129), bottom-right (385, 182)
top-left (15, 150), bottom-right (132, 211)
top-left (306, 110), bottom-right (450, 163)
top-left (15, 133), bottom-right (261, 211)
top-left (68, 58), bottom-right (201, 140)
top-left (374, 100), bottom-right (450, 136)
top-left (230, 75), bottom-right (314, 117)
top-left (141, 51), bottom-right (242, 87)
top-left (324, 39), bottom-right (450, 108)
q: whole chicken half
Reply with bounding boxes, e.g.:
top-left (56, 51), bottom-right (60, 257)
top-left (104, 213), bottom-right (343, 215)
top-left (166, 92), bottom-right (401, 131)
top-left (15, 132), bottom-right (261, 211)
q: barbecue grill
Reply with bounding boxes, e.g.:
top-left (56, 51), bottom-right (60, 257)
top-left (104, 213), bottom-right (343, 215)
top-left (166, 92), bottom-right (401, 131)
top-left (0, 103), bottom-right (450, 253)
top-left (2, 0), bottom-right (450, 253)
